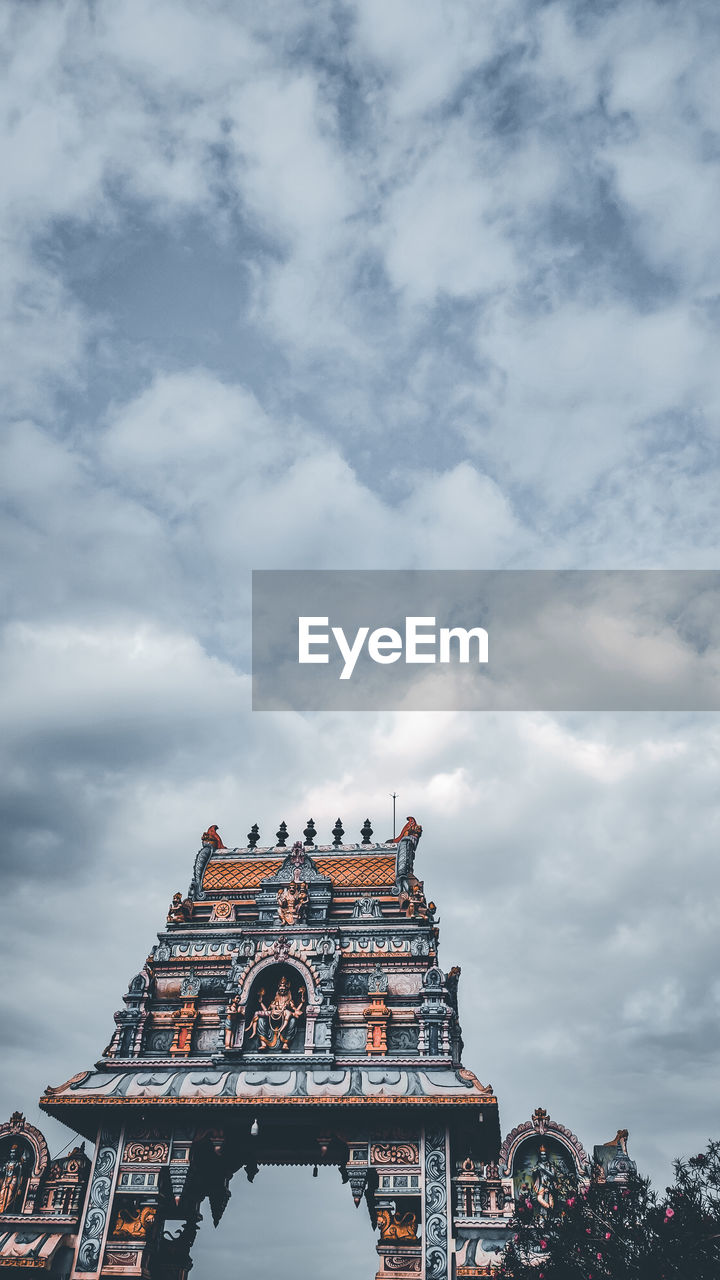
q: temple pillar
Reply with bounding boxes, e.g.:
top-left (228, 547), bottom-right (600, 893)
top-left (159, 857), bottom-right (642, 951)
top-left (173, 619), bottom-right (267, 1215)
top-left (70, 1121), bottom-right (211, 1278)
top-left (423, 1126), bottom-right (452, 1280)
top-left (71, 1124), bottom-right (124, 1278)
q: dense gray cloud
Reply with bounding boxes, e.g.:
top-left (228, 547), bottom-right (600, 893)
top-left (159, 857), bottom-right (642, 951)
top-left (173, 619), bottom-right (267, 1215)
top-left (2, 0), bottom-right (720, 1274)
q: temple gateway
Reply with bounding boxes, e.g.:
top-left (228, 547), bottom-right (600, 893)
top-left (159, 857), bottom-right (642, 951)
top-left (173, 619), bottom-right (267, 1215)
top-left (0, 816), bottom-right (635, 1276)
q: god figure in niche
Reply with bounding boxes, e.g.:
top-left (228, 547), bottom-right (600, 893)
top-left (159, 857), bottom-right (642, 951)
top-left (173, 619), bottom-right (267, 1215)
top-left (245, 976), bottom-right (307, 1052)
top-left (276, 880), bottom-right (308, 926)
top-left (0, 1145), bottom-right (28, 1213)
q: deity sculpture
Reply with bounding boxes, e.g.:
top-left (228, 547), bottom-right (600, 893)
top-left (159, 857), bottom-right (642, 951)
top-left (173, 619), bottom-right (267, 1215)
top-left (245, 975), bottom-right (307, 1052)
top-left (223, 995), bottom-right (243, 1050)
top-left (112, 1203), bottom-right (157, 1239)
top-left (277, 880), bottom-right (308, 926)
top-left (401, 879), bottom-right (435, 921)
top-left (532, 1145), bottom-right (557, 1213)
top-left (0, 1144), bottom-right (28, 1214)
top-left (167, 892), bottom-right (192, 924)
top-left (289, 840), bottom-right (305, 878)
top-left (376, 1208), bottom-right (420, 1242)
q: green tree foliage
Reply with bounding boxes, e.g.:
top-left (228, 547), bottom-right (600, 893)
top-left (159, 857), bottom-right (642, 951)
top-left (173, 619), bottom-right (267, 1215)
top-left (499, 1139), bottom-right (720, 1280)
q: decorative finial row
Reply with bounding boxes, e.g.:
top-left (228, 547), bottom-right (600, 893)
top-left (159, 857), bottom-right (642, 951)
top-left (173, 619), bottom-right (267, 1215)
top-left (202, 820), bottom-right (377, 850)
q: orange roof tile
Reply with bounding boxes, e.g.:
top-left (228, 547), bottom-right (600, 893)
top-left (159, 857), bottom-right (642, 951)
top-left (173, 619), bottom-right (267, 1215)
top-left (202, 854), bottom-right (396, 892)
top-left (203, 859), bottom-right (282, 890)
top-left (315, 855), bottom-right (396, 886)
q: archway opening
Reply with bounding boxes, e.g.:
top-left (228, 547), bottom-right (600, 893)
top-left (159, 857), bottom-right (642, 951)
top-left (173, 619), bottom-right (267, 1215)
top-left (189, 1161), bottom-right (379, 1280)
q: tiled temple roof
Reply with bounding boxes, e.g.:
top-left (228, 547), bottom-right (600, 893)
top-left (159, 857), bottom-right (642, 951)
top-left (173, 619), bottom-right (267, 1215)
top-left (203, 850), bottom-right (397, 892)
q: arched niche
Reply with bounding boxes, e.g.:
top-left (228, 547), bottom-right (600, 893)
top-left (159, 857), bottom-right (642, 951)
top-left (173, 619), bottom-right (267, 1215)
top-left (0, 1132), bottom-right (37, 1214)
top-left (510, 1134), bottom-right (578, 1203)
top-left (238, 952), bottom-right (321, 1008)
top-left (241, 963), bottom-right (309, 1055)
top-left (499, 1110), bottom-right (589, 1198)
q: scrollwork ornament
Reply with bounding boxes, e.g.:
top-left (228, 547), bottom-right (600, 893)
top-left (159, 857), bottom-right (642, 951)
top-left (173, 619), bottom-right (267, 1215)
top-left (371, 1142), bottom-right (419, 1166)
top-left (123, 1140), bottom-right (169, 1164)
top-left (75, 1128), bottom-right (119, 1272)
top-left (424, 1128), bottom-right (449, 1280)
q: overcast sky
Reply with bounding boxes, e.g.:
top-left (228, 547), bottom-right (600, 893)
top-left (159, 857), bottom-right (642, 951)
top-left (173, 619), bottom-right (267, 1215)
top-left (2, 2), bottom-right (720, 1276)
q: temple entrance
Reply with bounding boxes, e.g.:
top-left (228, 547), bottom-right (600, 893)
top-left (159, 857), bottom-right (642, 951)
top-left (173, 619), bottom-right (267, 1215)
top-left (189, 1163), bottom-right (377, 1280)
top-left (3, 815), bottom-right (640, 1277)
top-left (34, 820), bottom-right (503, 1277)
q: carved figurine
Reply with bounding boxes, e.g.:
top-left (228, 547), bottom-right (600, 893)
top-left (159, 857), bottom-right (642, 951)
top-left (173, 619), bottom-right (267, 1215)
top-left (277, 880), bottom-right (308, 926)
top-left (245, 976), bottom-right (307, 1052)
top-left (289, 840), bottom-right (306, 880)
top-left (401, 880), bottom-right (435, 921)
top-left (392, 816), bottom-right (422, 895)
top-left (223, 995), bottom-right (243, 1050)
top-left (389, 816), bottom-right (423, 845)
top-left (376, 1208), bottom-right (420, 1242)
top-left (201, 825), bottom-right (226, 850)
top-left (112, 1203), bottom-right (157, 1239)
top-left (352, 895), bottom-right (382, 918)
top-left (603, 1128), bottom-right (629, 1153)
top-left (0, 1143), bottom-right (29, 1213)
top-left (167, 892), bottom-right (192, 924)
top-left (531, 1145), bottom-right (557, 1213)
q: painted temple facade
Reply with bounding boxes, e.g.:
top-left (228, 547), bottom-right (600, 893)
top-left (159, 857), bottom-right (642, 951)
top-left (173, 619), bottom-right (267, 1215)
top-left (0, 817), bottom-right (636, 1276)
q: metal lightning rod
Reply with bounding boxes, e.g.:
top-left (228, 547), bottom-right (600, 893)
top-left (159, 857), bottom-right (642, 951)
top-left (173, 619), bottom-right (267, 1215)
top-left (390, 792), bottom-right (398, 839)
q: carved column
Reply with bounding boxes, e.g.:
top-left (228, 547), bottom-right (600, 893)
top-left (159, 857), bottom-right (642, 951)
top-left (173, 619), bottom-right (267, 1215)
top-left (423, 1126), bottom-right (451, 1280)
top-left (71, 1124), bottom-right (124, 1278)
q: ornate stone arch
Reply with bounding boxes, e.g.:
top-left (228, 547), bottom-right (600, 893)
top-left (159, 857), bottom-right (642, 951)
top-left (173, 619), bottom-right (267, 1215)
top-left (237, 951), bottom-right (320, 1007)
top-left (0, 1112), bottom-right (49, 1178)
top-left (499, 1107), bottom-right (589, 1177)
top-left (0, 1112), bottom-right (51, 1214)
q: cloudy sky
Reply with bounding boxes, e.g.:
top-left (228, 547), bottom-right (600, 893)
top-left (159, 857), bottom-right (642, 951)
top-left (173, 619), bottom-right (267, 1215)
top-left (2, 0), bottom-right (720, 1274)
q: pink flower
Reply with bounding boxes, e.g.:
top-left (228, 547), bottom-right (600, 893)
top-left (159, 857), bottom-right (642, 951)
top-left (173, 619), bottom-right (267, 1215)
top-left (586, 1228), bottom-right (591, 1234)
top-left (567, 1196), bottom-right (576, 1206)
top-left (605, 1232), bottom-right (611, 1239)
top-left (597, 1253), bottom-right (603, 1260)
top-left (665, 1207), bottom-right (675, 1220)
top-left (540, 1240), bottom-right (547, 1249)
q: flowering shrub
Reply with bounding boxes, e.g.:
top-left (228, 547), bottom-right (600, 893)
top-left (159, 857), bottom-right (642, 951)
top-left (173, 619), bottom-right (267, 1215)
top-left (499, 1138), bottom-right (720, 1279)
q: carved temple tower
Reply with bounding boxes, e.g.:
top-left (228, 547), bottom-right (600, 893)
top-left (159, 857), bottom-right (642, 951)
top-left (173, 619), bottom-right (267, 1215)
top-left (0, 816), bottom-right (636, 1276)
